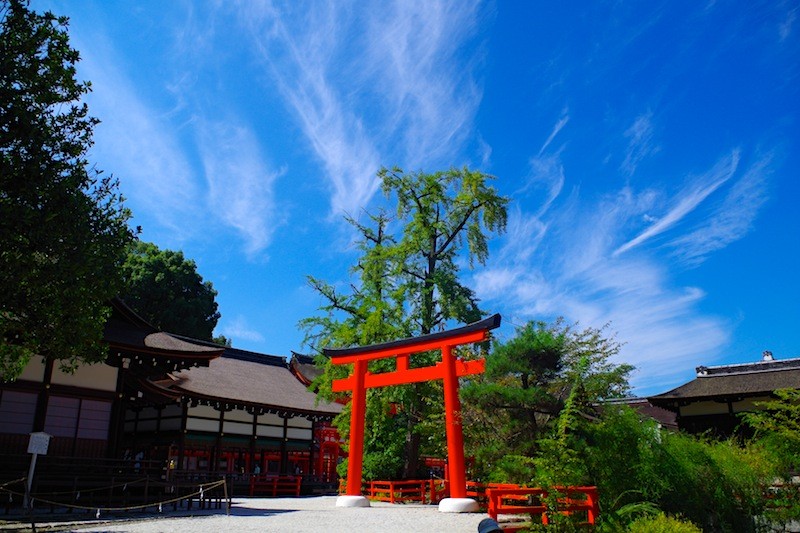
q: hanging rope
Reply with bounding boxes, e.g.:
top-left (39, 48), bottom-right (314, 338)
top-left (0, 478), bottom-right (227, 514)
top-left (10, 477), bottom-right (150, 498)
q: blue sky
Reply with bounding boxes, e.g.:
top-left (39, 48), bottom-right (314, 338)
top-left (42, 1), bottom-right (799, 395)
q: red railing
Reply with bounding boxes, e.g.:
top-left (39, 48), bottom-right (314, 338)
top-left (466, 481), bottom-right (522, 504)
top-left (339, 478), bottom-right (444, 504)
top-left (367, 480), bottom-right (430, 503)
top-left (336, 477), bottom-right (599, 524)
top-left (428, 478), bottom-right (447, 503)
top-left (486, 486), bottom-right (599, 531)
top-left (248, 475), bottom-right (301, 497)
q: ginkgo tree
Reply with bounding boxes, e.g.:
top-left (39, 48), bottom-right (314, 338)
top-left (301, 166), bottom-right (508, 478)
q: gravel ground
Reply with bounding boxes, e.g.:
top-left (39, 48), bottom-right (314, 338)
top-left (68, 496), bottom-right (491, 533)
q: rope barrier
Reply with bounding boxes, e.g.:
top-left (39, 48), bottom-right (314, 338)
top-left (1, 478), bottom-right (25, 503)
top-left (13, 477), bottom-right (152, 497)
top-left (0, 478), bottom-right (26, 488)
top-left (0, 478), bottom-right (228, 515)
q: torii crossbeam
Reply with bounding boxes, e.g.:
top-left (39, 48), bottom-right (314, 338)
top-left (325, 313), bottom-right (501, 512)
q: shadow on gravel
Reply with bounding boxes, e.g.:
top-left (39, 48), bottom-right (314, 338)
top-left (226, 507), bottom-right (297, 517)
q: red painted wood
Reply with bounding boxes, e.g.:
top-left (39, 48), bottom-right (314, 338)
top-left (331, 359), bottom-right (485, 392)
top-left (345, 359), bottom-right (367, 496)
top-left (486, 486), bottom-right (599, 527)
top-left (328, 330), bottom-right (488, 365)
top-left (442, 345), bottom-right (467, 498)
top-left (331, 318), bottom-right (498, 501)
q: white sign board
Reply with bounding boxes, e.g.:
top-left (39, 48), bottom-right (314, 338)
top-left (27, 432), bottom-right (51, 455)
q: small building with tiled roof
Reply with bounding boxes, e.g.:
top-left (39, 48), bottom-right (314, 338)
top-left (602, 397), bottom-right (678, 430)
top-left (648, 351), bottom-right (800, 436)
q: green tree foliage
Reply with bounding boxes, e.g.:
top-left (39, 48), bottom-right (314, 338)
top-left (380, 166), bottom-right (508, 334)
top-left (623, 513), bottom-right (702, 533)
top-left (741, 388), bottom-right (800, 523)
top-left (532, 402), bottom-right (777, 532)
top-left (121, 241), bottom-right (221, 341)
top-left (461, 319), bottom-right (632, 482)
top-left (0, 0), bottom-right (135, 379)
top-left (302, 166), bottom-right (508, 479)
top-left (741, 388), bottom-right (800, 472)
top-left (302, 211), bottom-right (407, 355)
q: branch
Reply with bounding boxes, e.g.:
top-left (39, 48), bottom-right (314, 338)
top-left (435, 201), bottom-right (480, 257)
top-left (401, 266), bottom-right (426, 281)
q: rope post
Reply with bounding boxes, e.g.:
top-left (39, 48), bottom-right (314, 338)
top-left (222, 478), bottom-right (230, 516)
top-left (143, 476), bottom-right (149, 513)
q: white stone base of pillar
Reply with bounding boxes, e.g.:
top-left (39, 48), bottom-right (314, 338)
top-left (438, 497), bottom-right (479, 513)
top-left (336, 495), bottom-right (371, 508)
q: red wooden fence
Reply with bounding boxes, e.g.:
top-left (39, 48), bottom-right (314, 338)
top-left (487, 486), bottom-right (599, 531)
top-left (248, 475), bottom-right (302, 497)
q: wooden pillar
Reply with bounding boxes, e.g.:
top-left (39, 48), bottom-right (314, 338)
top-left (309, 419), bottom-right (316, 479)
top-left (107, 360), bottom-right (126, 458)
top-left (250, 412), bottom-right (257, 473)
top-left (280, 416), bottom-right (289, 474)
top-left (177, 398), bottom-right (188, 470)
top-left (32, 358), bottom-right (54, 432)
top-left (441, 344), bottom-right (467, 498)
top-left (214, 407), bottom-right (224, 472)
top-left (71, 398), bottom-right (83, 457)
top-left (345, 359), bottom-right (367, 496)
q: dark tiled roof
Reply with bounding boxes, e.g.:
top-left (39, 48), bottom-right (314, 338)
top-left (290, 352), bottom-right (322, 386)
top-left (323, 313), bottom-right (501, 358)
top-left (104, 299), bottom-right (223, 358)
top-left (171, 355), bottom-right (342, 417)
top-left (105, 298), bottom-right (339, 418)
top-left (649, 358), bottom-right (800, 405)
top-left (605, 397), bottom-right (678, 429)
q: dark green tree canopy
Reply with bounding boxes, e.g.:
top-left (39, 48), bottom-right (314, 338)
top-left (461, 319), bottom-right (633, 481)
top-left (0, 0), bottom-right (135, 379)
top-left (121, 241), bottom-right (221, 341)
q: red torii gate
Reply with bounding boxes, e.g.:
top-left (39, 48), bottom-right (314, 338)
top-left (325, 314), bottom-right (501, 512)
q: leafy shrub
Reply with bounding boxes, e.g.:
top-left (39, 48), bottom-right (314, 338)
top-left (625, 513), bottom-right (702, 532)
top-left (579, 405), bottom-right (775, 532)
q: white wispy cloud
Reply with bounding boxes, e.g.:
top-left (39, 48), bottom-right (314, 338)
top-left (510, 115), bottom-right (570, 251)
top-left (497, 207), bottom-right (549, 264)
top-left (780, 7), bottom-right (796, 41)
top-left (73, 23), bottom-right (282, 256)
top-left (473, 146), bottom-right (770, 393)
top-left (525, 153), bottom-right (566, 217)
top-left (474, 137), bottom-right (774, 394)
top-left (614, 150), bottom-right (740, 256)
top-left (76, 38), bottom-right (201, 239)
top-left (620, 111), bottom-right (659, 177)
top-left (539, 111), bottom-right (569, 156)
top-left (219, 315), bottom-right (266, 343)
top-left (198, 121), bottom-right (283, 257)
top-left (476, 191), bottom-right (730, 393)
top-left (238, 0), bottom-right (485, 218)
top-left (239, 2), bottom-right (381, 219)
top-left (365, 1), bottom-right (485, 169)
top-left (670, 153), bottom-right (772, 265)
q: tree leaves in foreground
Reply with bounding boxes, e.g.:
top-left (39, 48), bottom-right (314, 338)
top-left (301, 166), bottom-right (508, 478)
top-left (462, 319), bottom-right (633, 483)
top-left (0, 0), bottom-right (135, 379)
top-left (121, 241), bottom-right (221, 341)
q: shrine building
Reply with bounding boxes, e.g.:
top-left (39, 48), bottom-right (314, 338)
top-left (0, 299), bottom-right (343, 492)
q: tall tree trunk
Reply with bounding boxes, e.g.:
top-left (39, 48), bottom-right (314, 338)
top-left (403, 411), bottom-right (422, 478)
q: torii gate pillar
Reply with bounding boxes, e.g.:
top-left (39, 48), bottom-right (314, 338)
top-left (326, 314), bottom-right (501, 513)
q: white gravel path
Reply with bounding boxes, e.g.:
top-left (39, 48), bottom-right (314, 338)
top-left (70, 496), bottom-right (492, 533)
